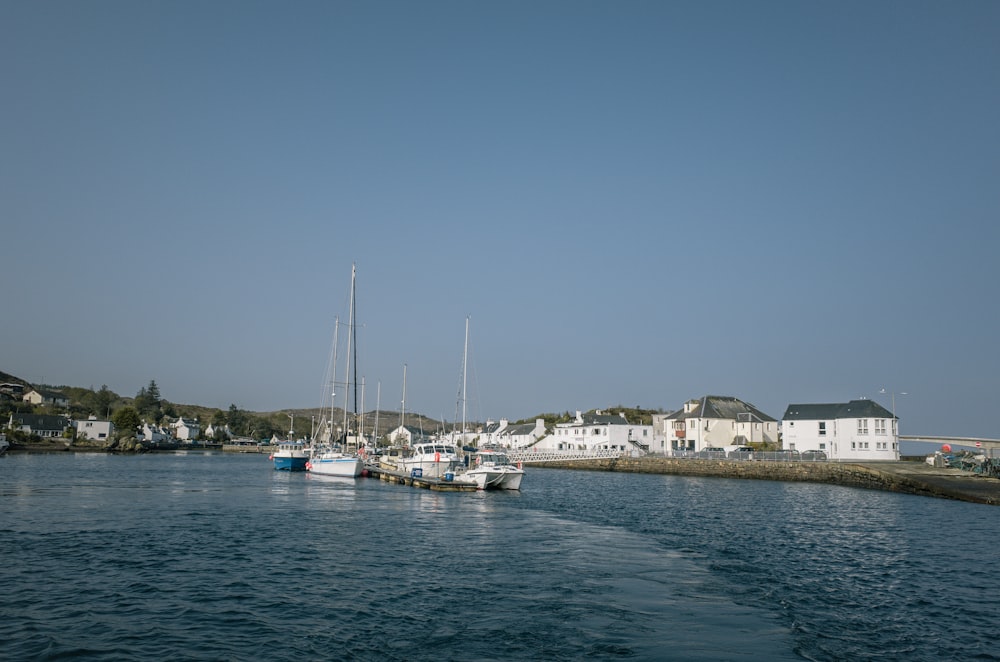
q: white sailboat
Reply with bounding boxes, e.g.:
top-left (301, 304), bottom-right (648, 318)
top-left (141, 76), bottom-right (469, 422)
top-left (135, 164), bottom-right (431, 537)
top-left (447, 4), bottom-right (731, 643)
top-left (308, 264), bottom-right (364, 478)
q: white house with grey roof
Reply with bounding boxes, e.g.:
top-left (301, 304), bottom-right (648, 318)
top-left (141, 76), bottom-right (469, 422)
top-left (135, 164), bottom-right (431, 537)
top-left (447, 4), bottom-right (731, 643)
top-left (654, 395), bottom-right (779, 454)
top-left (781, 399), bottom-right (899, 461)
top-left (538, 410), bottom-right (655, 456)
top-left (482, 418), bottom-right (547, 449)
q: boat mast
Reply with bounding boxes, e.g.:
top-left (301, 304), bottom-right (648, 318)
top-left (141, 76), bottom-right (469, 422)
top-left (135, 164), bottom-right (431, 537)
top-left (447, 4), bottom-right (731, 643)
top-left (327, 316), bottom-right (339, 444)
top-left (359, 376), bottom-right (365, 445)
top-left (462, 316), bottom-right (469, 443)
top-left (374, 380), bottom-right (381, 443)
top-left (399, 363), bottom-right (407, 437)
top-left (342, 263), bottom-right (356, 445)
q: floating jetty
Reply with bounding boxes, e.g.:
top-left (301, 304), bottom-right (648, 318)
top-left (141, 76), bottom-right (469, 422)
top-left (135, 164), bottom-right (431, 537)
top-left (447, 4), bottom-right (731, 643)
top-left (365, 464), bottom-right (479, 492)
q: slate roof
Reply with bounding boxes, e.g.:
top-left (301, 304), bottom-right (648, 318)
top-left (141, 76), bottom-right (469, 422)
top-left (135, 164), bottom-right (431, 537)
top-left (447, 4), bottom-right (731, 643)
top-left (11, 414), bottom-right (71, 430)
top-left (664, 396), bottom-right (776, 422)
top-left (499, 422), bottom-right (540, 437)
top-left (782, 400), bottom-right (896, 421)
top-left (573, 412), bottom-right (631, 426)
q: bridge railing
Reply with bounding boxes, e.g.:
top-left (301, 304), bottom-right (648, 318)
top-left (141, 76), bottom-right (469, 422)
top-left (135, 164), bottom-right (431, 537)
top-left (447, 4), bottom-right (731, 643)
top-left (507, 449), bottom-right (625, 463)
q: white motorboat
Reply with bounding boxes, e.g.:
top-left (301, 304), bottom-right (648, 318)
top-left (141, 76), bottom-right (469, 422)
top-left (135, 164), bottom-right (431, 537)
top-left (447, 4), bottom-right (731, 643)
top-left (458, 450), bottom-right (524, 490)
top-left (399, 441), bottom-right (462, 479)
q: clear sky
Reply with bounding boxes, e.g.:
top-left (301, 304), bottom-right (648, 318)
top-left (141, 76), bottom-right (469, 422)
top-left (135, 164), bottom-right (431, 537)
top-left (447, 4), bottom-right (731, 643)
top-left (3, 1), bottom-right (998, 440)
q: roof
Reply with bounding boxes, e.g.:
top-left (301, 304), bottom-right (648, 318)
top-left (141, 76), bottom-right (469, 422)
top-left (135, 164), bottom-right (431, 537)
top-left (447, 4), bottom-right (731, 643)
top-left (11, 414), bottom-right (71, 429)
top-left (665, 396), bottom-right (776, 422)
top-left (499, 422), bottom-right (540, 436)
top-left (782, 399), bottom-right (896, 421)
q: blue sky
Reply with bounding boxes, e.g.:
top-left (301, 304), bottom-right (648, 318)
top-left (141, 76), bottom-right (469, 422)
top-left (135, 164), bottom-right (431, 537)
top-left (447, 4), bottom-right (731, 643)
top-left (3, 1), bottom-right (998, 443)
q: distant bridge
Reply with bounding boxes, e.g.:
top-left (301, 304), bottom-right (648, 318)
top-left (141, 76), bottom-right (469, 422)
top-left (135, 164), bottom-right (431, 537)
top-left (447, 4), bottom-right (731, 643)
top-left (900, 435), bottom-right (1000, 452)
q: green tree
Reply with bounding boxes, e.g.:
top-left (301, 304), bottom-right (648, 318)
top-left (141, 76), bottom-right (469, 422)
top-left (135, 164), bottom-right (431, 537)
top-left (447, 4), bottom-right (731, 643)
top-left (134, 380), bottom-right (163, 421)
top-left (112, 406), bottom-right (142, 438)
top-left (94, 385), bottom-right (115, 418)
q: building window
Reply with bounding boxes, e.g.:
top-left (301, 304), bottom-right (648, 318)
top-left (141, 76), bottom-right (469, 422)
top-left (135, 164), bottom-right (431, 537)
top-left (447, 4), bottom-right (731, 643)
top-left (818, 422), bottom-right (826, 436)
top-left (819, 443), bottom-right (826, 450)
top-left (875, 419), bottom-right (886, 435)
top-left (857, 419), bottom-right (869, 435)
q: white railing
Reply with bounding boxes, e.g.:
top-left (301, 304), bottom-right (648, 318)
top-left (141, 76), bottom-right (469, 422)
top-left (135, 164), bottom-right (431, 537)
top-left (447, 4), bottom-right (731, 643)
top-left (507, 449), bottom-right (625, 463)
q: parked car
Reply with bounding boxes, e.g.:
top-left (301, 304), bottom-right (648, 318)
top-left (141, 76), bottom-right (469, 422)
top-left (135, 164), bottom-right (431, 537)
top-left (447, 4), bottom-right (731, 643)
top-left (727, 446), bottom-right (755, 460)
top-left (801, 450), bottom-right (828, 461)
top-left (695, 447), bottom-right (726, 458)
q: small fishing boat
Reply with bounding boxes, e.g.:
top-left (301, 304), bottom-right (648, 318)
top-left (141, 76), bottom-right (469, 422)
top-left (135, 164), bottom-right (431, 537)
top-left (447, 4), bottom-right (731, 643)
top-left (271, 441), bottom-right (309, 471)
top-left (457, 450), bottom-right (524, 490)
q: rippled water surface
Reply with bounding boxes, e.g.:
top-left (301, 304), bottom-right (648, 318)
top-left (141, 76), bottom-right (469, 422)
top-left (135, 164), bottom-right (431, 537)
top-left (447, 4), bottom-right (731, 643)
top-left (1, 453), bottom-right (997, 661)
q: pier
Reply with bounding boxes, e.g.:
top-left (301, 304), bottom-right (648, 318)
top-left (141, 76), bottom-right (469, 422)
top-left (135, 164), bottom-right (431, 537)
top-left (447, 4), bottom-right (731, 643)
top-left (365, 464), bottom-right (479, 492)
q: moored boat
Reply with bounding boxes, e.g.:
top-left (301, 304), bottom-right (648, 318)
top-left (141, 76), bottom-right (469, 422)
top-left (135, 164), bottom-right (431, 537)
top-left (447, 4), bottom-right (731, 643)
top-left (307, 447), bottom-right (364, 477)
top-left (271, 441), bottom-right (309, 471)
top-left (457, 450), bottom-right (524, 490)
top-left (399, 441), bottom-right (462, 479)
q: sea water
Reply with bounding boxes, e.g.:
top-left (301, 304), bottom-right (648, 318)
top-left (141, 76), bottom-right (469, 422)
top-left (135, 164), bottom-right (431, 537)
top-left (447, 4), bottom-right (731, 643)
top-left (1, 452), bottom-right (996, 661)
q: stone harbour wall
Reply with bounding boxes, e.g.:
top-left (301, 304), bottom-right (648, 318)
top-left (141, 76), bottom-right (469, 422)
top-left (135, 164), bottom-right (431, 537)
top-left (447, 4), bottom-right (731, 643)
top-left (524, 457), bottom-right (1000, 505)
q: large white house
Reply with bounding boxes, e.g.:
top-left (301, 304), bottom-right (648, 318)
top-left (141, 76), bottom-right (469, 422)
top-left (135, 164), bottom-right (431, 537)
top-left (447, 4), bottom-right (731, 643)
top-left (781, 399), bottom-right (899, 461)
top-left (654, 395), bottom-right (779, 453)
top-left (537, 410), bottom-right (655, 456)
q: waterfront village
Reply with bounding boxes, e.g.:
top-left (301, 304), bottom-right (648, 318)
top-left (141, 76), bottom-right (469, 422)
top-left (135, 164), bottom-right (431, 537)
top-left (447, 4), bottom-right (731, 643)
top-left (1, 377), bottom-right (903, 463)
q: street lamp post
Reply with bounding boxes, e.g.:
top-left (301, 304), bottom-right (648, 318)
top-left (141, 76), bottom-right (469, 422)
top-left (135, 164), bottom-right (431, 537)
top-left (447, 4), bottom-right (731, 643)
top-left (880, 388), bottom-right (907, 449)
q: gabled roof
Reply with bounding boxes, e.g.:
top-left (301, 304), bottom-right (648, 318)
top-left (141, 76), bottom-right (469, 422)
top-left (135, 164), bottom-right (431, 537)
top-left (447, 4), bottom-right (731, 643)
top-left (575, 412), bottom-right (630, 426)
top-left (665, 396), bottom-right (776, 422)
top-left (782, 400), bottom-right (896, 421)
top-left (499, 422), bottom-right (540, 437)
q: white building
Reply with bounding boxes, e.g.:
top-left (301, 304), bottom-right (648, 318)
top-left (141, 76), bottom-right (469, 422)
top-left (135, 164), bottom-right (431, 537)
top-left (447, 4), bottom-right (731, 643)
top-left (483, 418), bottom-right (547, 449)
top-left (538, 410), bottom-right (654, 456)
top-left (205, 423), bottom-right (230, 440)
top-left (170, 417), bottom-right (201, 441)
top-left (654, 395), bottom-right (779, 454)
top-left (74, 416), bottom-right (114, 441)
top-left (781, 399), bottom-right (899, 461)
top-left (141, 423), bottom-right (170, 443)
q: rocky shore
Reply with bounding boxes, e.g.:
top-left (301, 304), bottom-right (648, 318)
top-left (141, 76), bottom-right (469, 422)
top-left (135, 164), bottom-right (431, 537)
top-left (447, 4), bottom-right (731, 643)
top-left (525, 456), bottom-right (1000, 506)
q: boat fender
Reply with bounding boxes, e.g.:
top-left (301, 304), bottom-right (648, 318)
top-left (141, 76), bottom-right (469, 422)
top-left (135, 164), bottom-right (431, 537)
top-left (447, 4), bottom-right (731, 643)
top-left (435, 452), bottom-right (440, 462)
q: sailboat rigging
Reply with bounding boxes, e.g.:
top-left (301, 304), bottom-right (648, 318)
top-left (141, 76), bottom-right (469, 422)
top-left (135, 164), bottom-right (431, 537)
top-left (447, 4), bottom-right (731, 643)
top-left (307, 263), bottom-right (364, 477)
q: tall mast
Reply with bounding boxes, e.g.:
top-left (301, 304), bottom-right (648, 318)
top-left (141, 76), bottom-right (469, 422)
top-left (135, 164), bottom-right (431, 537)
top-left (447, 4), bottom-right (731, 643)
top-left (400, 363), bottom-right (407, 434)
top-left (327, 316), bottom-right (339, 444)
top-left (342, 263), bottom-right (356, 443)
top-left (374, 380), bottom-right (381, 442)
top-left (462, 315), bottom-right (469, 440)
